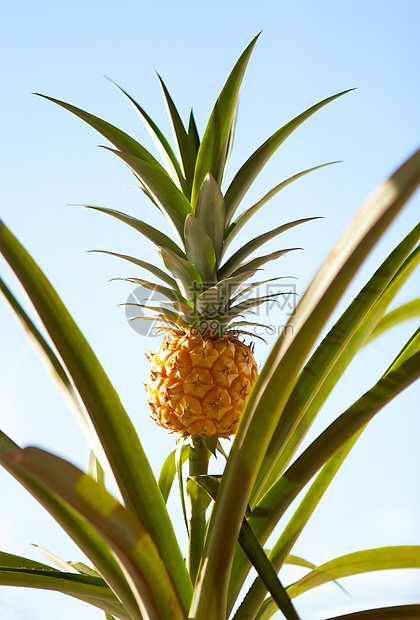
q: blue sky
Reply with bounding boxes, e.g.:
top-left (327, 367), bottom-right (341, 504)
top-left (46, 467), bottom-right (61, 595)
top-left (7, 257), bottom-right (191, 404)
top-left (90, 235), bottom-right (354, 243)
top-left (1, 1), bottom-right (419, 618)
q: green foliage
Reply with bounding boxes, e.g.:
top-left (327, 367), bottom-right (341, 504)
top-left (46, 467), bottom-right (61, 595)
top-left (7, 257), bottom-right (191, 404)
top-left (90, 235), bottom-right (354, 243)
top-left (1, 35), bottom-right (420, 620)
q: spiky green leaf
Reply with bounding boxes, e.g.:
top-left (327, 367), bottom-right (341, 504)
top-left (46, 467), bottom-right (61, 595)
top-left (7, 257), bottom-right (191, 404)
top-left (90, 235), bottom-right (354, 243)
top-left (184, 214), bottom-right (216, 283)
top-left (224, 89), bottom-right (354, 221)
top-left (159, 246), bottom-right (203, 302)
top-left (85, 205), bottom-right (186, 257)
top-left (195, 174), bottom-right (226, 262)
top-left (222, 248), bottom-right (301, 280)
top-left (221, 218), bottom-right (318, 273)
top-left (89, 250), bottom-right (178, 289)
top-left (188, 109), bottom-right (200, 155)
top-left (105, 147), bottom-right (193, 240)
top-left (106, 78), bottom-right (184, 188)
top-left (191, 34), bottom-right (260, 206)
top-left (224, 163), bottom-right (338, 249)
top-left (157, 74), bottom-right (196, 195)
top-left (36, 93), bottom-right (168, 174)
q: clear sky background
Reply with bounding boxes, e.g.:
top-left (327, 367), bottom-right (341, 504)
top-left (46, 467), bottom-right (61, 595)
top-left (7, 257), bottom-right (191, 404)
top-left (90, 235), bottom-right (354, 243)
top-left (0, 1), bottom-right (419, 618)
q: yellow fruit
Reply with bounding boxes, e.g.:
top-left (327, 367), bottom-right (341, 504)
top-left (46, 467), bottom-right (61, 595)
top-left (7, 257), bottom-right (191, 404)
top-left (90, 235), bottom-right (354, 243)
top-left (146, 329), bottom-right (258, 437)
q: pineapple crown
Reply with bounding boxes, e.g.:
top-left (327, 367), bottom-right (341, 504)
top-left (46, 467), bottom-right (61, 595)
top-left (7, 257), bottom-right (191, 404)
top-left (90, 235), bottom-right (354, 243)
top-left (36, 34), bottom-right (351, 339)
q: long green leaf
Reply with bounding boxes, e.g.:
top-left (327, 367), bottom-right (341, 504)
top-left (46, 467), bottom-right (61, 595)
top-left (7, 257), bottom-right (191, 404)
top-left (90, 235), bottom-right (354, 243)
top-left (106, 78), bottom-right (184, 189)
top-left (89, 250), bottom-right (179, 289)
top-left (189, 149), bottom-right (420, 620)
top-left (195, 270), bottom-right (260, 313)
top-left (157, 74), bottom-right (196, 196)
top-left (250, 335), bottom-right (420, 615)
top-left (36, 94), bottom-right (168, 175)
top-left (283, 555), bottom-right (316, 570)
top-left (0, 566), bottom-right (130, 619)
top-left (122, 279), bottom-right (195, 324)
top-left (224, 89), bottom-right (354, 221)
top-left (184, 214), bottom-right (216, 283)
top-left (221, 248), bottom-right (301, 280)
top-left (252, 223), bottom-right (420, 502)
top-left (191, 34), bottom-right (260, 206)
top-left (384, 326), bottom-right (420, 374)
top-left (230, 276), bottom-right (292, 305)
top-left (367, 297), bottom-right (420, 343)
top-left (123, 277), bottom-right (185, 304)
top-left (159, 246), bottom-right (202, 302)
top-left (243, 152), bottom-right (420, 502)
top-left (85, 205), bottom-right (186, 257)
top-left (251, 350), bottom-right (420, 551)
top-left (220, 217), bottom-right (318, 275)
top-left (176, 441), bottom-right (189, 534)
top-left (229, 293), bottom-right (286, 315)
top-left (257, 602), bottom-right (420, 620)
top-left (0, 285), bottom-right (118, 514)
top-left (0, 551), bottom-right (126, 617)
top-left (31, 544), bottom-right (90, 575)
top-left (126, 305), bottom-right (189, 333)
top-left (0, 276), bottom-right (72, 395)
top-left (223, 163), bottom-right (338, 250)
top-left (231, 432), bottom-right (361, 618)
top-left (238, 521), bottom-right (301, 620)
top-left (0, 551), bottom-right (61, 572)
top-left (221, 97), bottom-right (239, 187)
top-left (195, 174), bottom-right (226, 263)
top-left (0, 221), bottom-right (192, 611)
top-left (193, 476), bottom-right (300, 620)
top-left (4, 446), bottom-right (187, 620)
top-left (158, 445), bottom-right (190, 504)
top-left (188, 109), bottom-right (200, 155)
top-left (288, 546), bottom-right (420, 598)
top-left (0, 431), bottom-right (143, 620)
top-left (106, 147), bottom-right (194, 238)
top-left (322, 605), bottom-right (420, 620)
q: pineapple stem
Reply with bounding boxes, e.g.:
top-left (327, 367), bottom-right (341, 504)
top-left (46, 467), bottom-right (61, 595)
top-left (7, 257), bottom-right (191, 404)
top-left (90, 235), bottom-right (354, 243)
top-left (186, 435), bottom-right (210, 583)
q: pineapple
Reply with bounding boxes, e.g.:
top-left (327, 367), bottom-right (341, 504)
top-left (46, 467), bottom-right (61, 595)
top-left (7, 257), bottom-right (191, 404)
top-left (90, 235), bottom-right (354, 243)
top-left (38, 34), bottom-right (350, 438)
top-left (146, 329), bottom-right (257, 437)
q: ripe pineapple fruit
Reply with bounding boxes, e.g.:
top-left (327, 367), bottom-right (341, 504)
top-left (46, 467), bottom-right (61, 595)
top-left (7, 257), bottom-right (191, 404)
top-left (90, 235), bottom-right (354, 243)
top-left (39, 34), bottom-right (350, 437)
top-left (147, 329), bottom-right (257, 437)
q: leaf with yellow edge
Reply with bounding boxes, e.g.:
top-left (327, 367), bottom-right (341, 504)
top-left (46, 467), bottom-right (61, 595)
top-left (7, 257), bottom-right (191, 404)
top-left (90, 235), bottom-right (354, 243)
top-left (4, 445), bottom-right (187, 620)
top-left (287, 546), bottom-right (420, 599)
top-left (189, 148), bottom-right (420, 620)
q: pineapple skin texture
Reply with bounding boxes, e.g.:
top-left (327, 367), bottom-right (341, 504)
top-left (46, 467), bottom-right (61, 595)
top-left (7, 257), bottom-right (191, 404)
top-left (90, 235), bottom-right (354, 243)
top-left (146, 330), bottom-right (258, 437)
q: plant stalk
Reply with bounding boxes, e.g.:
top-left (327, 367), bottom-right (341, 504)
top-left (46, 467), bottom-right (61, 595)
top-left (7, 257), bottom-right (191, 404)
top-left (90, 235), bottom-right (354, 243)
top-left (186, 436), bottom-right (209, 584)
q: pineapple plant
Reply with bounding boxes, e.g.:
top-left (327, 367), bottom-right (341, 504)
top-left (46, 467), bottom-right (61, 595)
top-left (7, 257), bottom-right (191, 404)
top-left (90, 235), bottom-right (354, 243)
top-left (1, 33), bottom-right (420, 620)
top-left (37, 33), bottom-right (344, 441)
